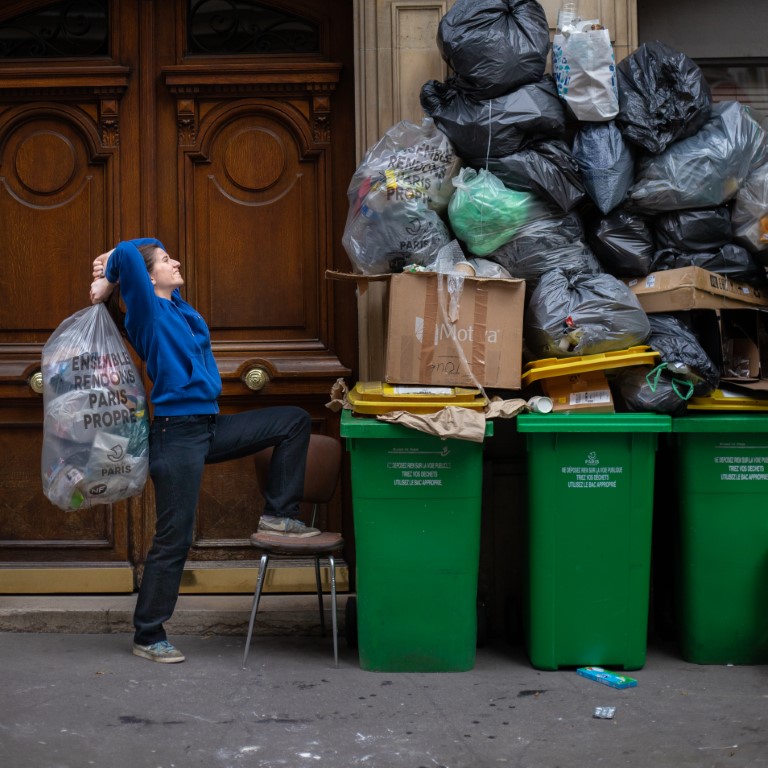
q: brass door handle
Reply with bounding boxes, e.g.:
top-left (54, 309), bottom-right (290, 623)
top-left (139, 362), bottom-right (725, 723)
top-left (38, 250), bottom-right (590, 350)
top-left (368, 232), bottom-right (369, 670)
top-left (244, 366), bottom-right (269, 391)
top-left (28, 372), bottom-right (44, 394)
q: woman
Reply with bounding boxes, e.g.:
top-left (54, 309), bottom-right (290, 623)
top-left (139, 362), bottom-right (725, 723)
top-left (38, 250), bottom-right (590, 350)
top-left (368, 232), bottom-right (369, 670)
top-left (90, 238), bottom-right (317, 664)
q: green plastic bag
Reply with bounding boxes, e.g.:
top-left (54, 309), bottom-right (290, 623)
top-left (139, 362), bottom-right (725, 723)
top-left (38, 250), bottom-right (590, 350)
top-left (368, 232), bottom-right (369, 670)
top-left (448, 167), bottom-right (532, 256)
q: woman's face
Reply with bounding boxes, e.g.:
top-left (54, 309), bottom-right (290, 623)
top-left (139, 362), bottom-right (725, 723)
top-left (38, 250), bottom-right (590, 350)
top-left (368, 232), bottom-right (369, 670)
top-left (150, 248), bottom-right (184, 296)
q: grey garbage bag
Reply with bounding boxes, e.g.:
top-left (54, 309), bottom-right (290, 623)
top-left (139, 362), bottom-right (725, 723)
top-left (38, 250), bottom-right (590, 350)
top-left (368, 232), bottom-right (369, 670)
top-left (525, 268), bottom-right (651, 359)
top-left (645, 313), bottom-right (720, 395)
top-left (613, 366), bottom-right (691, 416)
top-left (616, 41), bottom-right (712, 155)
top-left (629, 101), bottom-right (768, 212)
top-left (469, 139), bottom-right (586, 212)
top-left (437, 0), bottom-right (550, 100)
top-left (41, 303), bottom-right (150, 511)
top-left (342, 196), bottom-right (451, 274)
top-left (342, 117), bottom-right (459, 273)
top-left (588, 209), bottom-right (654, 277)
top-left (653, 207), bottom-right (733, 252)
top-left (649, 244), bottom-right (767, 287)
top-left (732, 162), bottom-right (768, 254)
top-left (572, 121), bottom-right (634, 214)
top-left (420, 76), bottom-right (567, 161)
top-left (487, 209), bottom-right (602, 289)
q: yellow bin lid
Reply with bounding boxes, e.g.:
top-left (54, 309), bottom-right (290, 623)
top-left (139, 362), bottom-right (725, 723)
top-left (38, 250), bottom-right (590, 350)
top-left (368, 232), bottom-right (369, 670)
top-left (522, 346), bottom-right (661, 386)
top-left (688, 389), bottom-right (768, 411)
top-left (348, 381), bottom-right (488, 415)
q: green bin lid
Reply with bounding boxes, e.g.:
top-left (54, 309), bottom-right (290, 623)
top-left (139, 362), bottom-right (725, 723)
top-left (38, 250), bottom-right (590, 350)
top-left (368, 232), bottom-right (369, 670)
top-left (339, 407), bottom-right (494, 438)
top-left (672, 414), bottom-right (768, 433)
top-left (516, 413), bottom-right (672, 433)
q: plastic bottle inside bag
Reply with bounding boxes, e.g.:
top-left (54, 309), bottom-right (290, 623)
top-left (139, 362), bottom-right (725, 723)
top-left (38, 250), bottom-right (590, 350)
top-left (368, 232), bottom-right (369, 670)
top-left (557, 2), bottom-right (579, 34)
top-left (46, 462), bottom-right (86, 511)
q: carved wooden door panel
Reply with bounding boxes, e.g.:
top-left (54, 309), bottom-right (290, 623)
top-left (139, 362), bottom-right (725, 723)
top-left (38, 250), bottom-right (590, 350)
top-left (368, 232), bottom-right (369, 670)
top-left (0, 0), bottom-right (355, 594)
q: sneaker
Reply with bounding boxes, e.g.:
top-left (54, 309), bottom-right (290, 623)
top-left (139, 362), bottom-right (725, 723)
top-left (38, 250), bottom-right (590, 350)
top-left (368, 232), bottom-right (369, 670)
top-left (258, 515), bottom-right (321, 537)
top-left (132, 640), bottom-right (185, 663)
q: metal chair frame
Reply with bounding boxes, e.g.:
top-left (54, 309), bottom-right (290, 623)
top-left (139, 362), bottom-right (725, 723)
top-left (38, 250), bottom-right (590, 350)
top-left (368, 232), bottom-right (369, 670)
top-left (242, 434), bottom-right (343, 668)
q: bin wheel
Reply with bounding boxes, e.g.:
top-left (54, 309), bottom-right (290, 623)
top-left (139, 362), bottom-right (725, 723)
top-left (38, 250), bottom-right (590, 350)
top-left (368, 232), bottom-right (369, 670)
top-left (345, 596), bottom-right (358, 648)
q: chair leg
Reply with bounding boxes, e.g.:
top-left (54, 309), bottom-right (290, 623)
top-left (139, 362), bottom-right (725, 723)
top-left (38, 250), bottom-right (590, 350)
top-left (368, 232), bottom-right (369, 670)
top-left (329, 553), bottom-right (338, 668)
top-left (242, 553), bottom-right (269, 669)
top-left (314, 555), bottom-right (326, 637)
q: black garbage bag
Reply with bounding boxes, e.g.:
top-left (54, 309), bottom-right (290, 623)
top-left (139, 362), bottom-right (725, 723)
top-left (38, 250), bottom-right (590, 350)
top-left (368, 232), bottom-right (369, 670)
top-left (649, 243), bottom-right (768, 286)
top-left (420, 76), bottom-right (567, 161)
top-left (488, 209), bottom-right (602, 289)
top-left (629, 101), bottom-right (768, 212)
top-left (588, 209), bottom-right (655, 277)
top-left (437, 0), bottom-right (550, 100)
top-left (525, 268), bottom-right (651, 359)
top-left (572, 121), bottom-right (634, 214)
top-left (646, 313), bottom-right (720, 395)
top-left (653, 207), bottom-right (733, 252)
top-left (616, 40), bottom-right (712, 155)
top-left (612, 366), bottom-right (691, 415)
top-left (469, 139), bottom-right (586, 212)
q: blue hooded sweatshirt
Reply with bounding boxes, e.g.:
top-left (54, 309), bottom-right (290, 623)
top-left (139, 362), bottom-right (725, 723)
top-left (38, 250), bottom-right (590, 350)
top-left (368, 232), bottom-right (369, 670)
top-left (105, 238), bottom-right (221, 416)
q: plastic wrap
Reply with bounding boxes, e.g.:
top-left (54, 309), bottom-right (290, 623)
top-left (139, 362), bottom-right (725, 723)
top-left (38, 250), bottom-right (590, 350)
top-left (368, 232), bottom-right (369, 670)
top-left (525, 269), bottom-right (651, 359)
top-left (437, 0), bottom-right (550, 99)
top-left (616, 41), bottom-right (712, 155)
top-left (41, 304), bottom-right (149, 511)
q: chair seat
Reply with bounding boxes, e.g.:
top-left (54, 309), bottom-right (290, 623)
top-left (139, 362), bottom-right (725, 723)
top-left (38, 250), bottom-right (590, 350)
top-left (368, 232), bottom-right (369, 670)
top-left (250, 531), bottom-right (344, 555)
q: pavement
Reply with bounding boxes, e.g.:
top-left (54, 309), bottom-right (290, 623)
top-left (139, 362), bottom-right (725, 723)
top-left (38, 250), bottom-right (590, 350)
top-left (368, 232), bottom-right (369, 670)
top-left (1, 596), bottom-right (767, 768)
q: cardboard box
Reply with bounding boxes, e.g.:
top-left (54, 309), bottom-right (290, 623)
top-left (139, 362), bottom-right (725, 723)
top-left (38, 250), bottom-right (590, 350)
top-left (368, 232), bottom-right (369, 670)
top-left (327, 270), bottom-right (526, 389)
top-left (541, 370), bottom-right (615, 414)
top-left (687, 308), bottom-right (768, 392)
top-left (625, 267), bottom-right (768, 313)
top-left (386, 272), bottom-right (525, 388)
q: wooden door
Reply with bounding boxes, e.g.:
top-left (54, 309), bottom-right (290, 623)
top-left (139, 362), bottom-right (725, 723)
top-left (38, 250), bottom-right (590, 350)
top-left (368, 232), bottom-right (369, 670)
top-left (0, 0), bottom-right (356, 594)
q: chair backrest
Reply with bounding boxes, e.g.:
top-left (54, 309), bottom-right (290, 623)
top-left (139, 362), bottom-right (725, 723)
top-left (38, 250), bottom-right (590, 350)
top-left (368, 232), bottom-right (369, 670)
top-left (253, 433), bottom-right (341, 505)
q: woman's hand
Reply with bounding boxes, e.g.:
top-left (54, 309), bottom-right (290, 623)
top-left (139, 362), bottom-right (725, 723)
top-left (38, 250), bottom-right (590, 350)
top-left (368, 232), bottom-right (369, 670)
top-left (90, 277), bottom-right (115, 305)
top-left (92, 249), bottom-right (114, 280)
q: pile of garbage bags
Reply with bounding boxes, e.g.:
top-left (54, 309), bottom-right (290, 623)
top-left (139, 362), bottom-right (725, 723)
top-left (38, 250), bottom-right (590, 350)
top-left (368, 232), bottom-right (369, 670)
top-left (340, 0), bottom-right (768, 415)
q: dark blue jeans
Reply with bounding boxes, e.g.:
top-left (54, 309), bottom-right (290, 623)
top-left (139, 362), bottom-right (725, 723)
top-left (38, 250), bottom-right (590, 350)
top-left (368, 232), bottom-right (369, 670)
top-left (133, 406), bottom-right (311, 645)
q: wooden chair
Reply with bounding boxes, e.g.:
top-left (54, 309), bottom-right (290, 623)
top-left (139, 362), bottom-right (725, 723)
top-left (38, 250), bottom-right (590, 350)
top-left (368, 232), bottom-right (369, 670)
top-left (242, 434), bottom-right (344, 668)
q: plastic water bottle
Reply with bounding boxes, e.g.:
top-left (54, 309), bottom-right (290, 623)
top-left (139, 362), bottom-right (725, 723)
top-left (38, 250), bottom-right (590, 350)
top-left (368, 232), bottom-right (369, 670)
top-left (557, 2), bottom-right (579, 34)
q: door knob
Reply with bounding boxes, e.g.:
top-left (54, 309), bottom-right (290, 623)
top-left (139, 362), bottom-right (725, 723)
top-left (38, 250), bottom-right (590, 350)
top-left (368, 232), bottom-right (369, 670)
top-left (244, 366), bottom-right (269, 391)
top-left (28, 372), bottom-right (44, 394)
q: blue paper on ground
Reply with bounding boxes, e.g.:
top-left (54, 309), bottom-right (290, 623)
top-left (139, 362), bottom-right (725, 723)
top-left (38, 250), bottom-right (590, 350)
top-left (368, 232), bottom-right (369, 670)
top-left (576, 666), bottom-right (638, 689)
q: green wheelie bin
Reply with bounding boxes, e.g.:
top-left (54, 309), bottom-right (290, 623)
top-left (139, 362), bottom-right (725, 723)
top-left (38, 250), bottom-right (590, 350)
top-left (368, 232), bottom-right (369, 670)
top-left (672, 414), bottom-right (768, 664)
top-left (517, 413), bottom-right (671, 671)
top-left (340, 409), bottom-right (492, 672)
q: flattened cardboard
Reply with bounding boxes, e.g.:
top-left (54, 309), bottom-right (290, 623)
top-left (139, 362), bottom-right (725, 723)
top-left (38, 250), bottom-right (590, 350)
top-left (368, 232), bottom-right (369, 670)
top-left (625, 267), bottom-right (768, 312)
